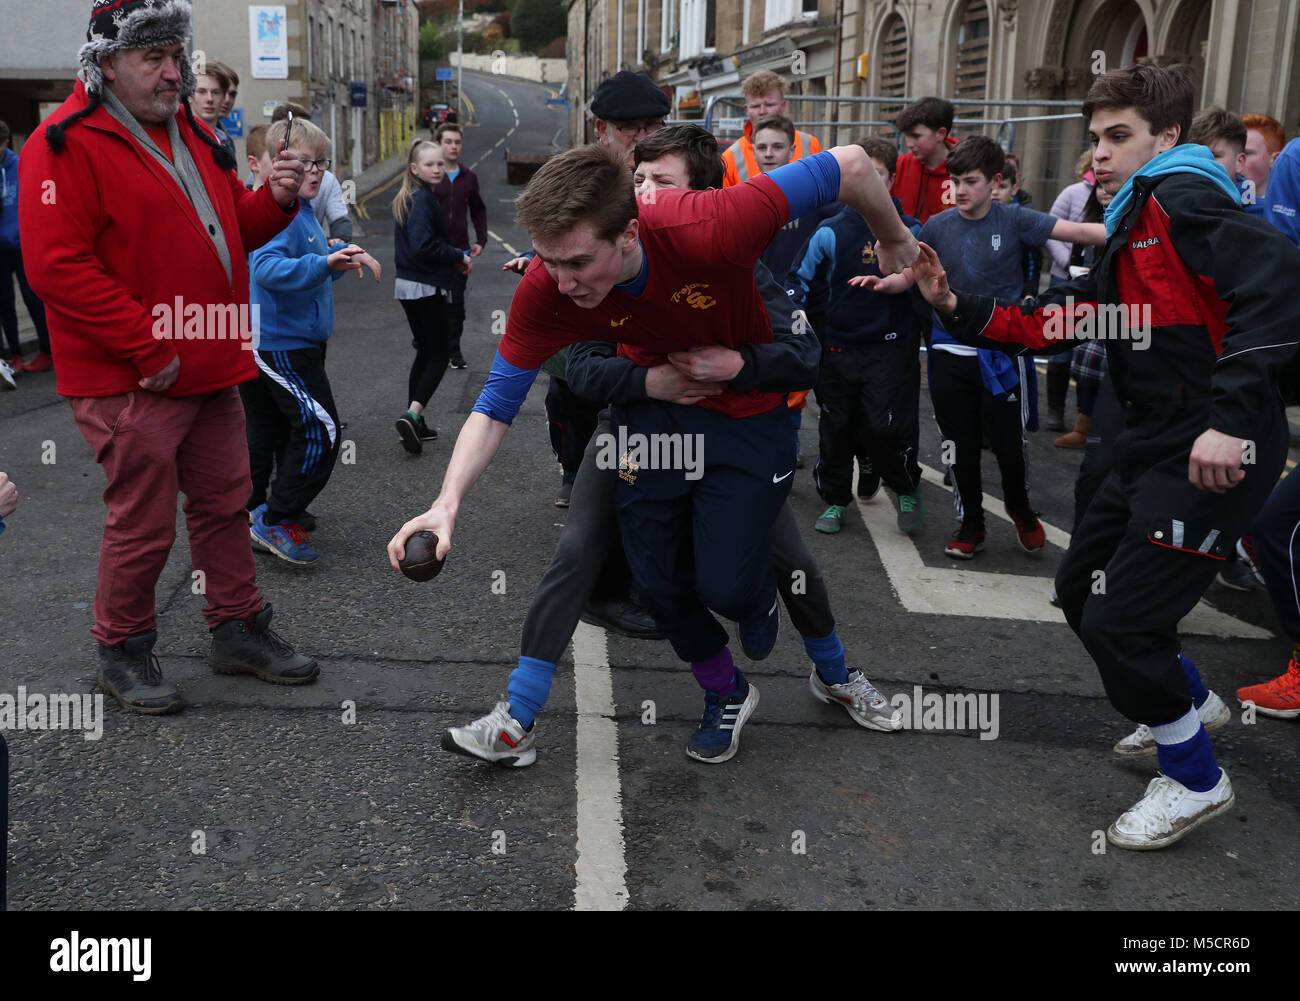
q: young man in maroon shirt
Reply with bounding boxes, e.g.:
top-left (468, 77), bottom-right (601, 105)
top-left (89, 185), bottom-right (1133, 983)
top-left (389, 139), bottom-right (918, 764)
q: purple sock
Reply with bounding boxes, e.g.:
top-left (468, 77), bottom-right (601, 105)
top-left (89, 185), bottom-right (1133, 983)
top-left (691, 647), bottom-right (737, 694)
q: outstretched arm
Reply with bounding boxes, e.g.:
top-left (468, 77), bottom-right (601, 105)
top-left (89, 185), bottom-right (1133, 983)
top-left (760, 149), bottom-right (919, 274)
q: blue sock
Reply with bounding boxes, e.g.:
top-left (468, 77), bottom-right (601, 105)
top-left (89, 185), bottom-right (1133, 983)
top-left (804, 629), bottom-right (849, 685)
top-left (506, 656), bottom-right (557, 730)
top-left (1154, 724), bottom-right (1220, 792)
top-left (1179, 654), bottom-right (1209, 709)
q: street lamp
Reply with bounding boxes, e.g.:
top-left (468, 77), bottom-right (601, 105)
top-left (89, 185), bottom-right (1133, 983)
top-left (457, 0), bottom-right (464, 120)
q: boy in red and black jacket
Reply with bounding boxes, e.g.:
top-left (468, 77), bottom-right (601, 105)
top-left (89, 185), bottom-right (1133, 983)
top-left (911, 64), bottom-right (1300, 851)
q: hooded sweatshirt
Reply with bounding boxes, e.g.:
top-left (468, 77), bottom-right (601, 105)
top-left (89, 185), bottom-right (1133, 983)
top-left (0, 148), bottom-right (20, 250)
top-left (250, 197), bottom-right (346, 351)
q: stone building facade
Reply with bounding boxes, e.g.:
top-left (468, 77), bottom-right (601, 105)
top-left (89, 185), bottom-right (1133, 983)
top-left (566, 0), bottom-right (1300, 200)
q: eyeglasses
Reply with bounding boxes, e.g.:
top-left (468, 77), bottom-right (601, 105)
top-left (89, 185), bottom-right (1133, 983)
top-left (296, 158), bottom-right (332, 172)
top-left (611, 118), bottom-right (666, 138)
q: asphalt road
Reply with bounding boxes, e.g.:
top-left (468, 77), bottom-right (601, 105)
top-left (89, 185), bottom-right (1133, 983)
top-left (3, 71), bottom-right (1299, 913)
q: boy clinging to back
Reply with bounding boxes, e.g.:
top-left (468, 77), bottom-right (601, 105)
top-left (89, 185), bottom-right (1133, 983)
top-left (855, 135), bottom-right (1105, 560)
top-left (789, 136), bottom-right (923, 536)
top-left (909, 62), bottom-right (1300, 850)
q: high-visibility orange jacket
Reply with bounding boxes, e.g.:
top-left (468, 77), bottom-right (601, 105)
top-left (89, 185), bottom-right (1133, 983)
top-left (722, 120), bottom-right (823, 187)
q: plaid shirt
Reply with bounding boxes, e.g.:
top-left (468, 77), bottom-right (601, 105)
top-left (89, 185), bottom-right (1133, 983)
top-left (1070, 339), bottom-right (1108, 386)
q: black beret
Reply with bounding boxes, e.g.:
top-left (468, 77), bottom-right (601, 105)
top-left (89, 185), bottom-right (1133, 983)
top-left (591, 71), bottom-right (671, 121)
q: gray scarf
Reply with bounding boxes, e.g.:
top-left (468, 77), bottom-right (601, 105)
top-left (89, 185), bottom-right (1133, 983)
top-left (101, 87), bottom-right (233, 284)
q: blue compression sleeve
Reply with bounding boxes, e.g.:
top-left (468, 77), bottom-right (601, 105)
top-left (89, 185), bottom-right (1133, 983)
top-left (472, 351), bottom-right (541, 425)
top-left (766, 153), bottom-right (842, 221)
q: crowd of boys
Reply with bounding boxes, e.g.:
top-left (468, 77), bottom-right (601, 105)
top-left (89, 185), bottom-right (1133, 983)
top-left (9, 1), bottom-right (1300, 873)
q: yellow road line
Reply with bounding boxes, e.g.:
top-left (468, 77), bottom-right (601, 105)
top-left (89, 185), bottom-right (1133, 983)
top-left (358, 169), bottom-right (404, 211)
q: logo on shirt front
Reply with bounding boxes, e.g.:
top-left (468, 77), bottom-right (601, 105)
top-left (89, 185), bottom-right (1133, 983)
top-left (1131, 236), bottom-right (1161, 249)
top-left (671, 282), bottom-right (718, 310)
top-left (991, 234), bottom-right (1002, 252)
top-left (861, 244), bottom-right (877, 266)
top-left (609, 316), bottom-right (629, 328)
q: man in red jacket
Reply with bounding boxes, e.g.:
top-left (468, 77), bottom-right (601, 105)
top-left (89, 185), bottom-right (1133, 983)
top-left (20, 0), bottom-right (318, 715)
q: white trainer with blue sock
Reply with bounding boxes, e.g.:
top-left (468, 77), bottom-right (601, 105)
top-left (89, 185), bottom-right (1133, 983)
top-left (442, 701), bottom-right (537, 768)
top-left (1106, 768), bottom-right (1235, 850)
top-left (1113, 690), bottom-right (1231, 757)
top-left (809, 670), bottom-right (903, 731)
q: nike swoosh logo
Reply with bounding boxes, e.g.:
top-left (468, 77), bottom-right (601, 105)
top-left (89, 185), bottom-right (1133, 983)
top-left (308, 236), bottom-right (317, 243)
top-left (772, 470), bottom-right (793, 484)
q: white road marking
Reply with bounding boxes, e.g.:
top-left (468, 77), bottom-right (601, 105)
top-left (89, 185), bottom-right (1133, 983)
top-left (856, 462), bottom-right (1271, 639)
top-left (918, 464), bottom-right (1071, 550)
top-left (487, 230), bottom-right (518, 256)
top-left (571, 620), bottom-right (629, 911)
top-left (493, 138), bottom-right (504, 149)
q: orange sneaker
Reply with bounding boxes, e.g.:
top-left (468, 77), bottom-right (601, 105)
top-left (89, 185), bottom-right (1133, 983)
top-left (1238, 646), bottom-right (1300, 718)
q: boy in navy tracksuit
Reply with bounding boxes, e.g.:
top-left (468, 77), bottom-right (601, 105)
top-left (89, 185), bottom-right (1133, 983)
top-left (861, 135), bottom-right (1105, 559)
top-left (245, 118), bottom-right (381, 565)
top-left (789, 137), bottom-right (923, 535)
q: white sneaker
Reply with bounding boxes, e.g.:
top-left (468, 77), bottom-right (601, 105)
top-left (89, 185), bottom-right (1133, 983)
top-left (441, 700), bottom-right (537, 767)
top-left (1106, 769), bottom-right (1235, 850)
top-left (809, 669), bottom-right (903, 732)
top-left (0, 359), bottom-right (16, 391)
top-left (1112, 691), bottom-right (1231, 757)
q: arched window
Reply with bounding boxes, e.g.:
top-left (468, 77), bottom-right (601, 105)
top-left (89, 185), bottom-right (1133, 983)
top-left (953, 0), bottom-right (989, 121)
top-left (877, 13), bottom-right (909, 118)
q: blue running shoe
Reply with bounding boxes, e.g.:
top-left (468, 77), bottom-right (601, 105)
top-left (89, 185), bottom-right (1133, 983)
top-left (250, 505), bottom-right (319, 565)
top-left (686, 672), bottom-right (759, 764)
top-left (736, 596), bottom-right (780, 661)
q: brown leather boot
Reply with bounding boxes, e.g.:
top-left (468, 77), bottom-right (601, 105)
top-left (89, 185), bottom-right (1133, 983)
top-left (1054, 413), bottom-right (1090, 449)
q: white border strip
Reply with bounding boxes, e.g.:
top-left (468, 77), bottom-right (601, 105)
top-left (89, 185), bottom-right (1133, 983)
top-left (571, 621), bottom-right (628, 911)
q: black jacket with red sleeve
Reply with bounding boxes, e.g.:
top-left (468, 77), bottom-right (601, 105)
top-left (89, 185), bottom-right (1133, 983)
top-left (935, 171), bottom-right (1300, 443)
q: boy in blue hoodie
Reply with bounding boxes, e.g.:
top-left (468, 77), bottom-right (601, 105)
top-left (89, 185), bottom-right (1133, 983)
top-left (246, 117), bottom-right (381, 565)
top-left (0, 120), bottom-right (53, 376)
top-left (789, 137), bottom-right (924, 535)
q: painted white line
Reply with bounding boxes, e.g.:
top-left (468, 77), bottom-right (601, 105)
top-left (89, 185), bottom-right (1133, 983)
top-left (487, 229), bottom-right (518, 257)
top-left (571, 620), bottom-right (629, 911)
top-left (856, 462), bottom-right (1271, 639)
top-left (493, 138), bottom-right (504, 149)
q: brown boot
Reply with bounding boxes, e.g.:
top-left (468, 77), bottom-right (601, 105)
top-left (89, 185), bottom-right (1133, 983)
top-left (1054, 413), bottom-right (1090, 449)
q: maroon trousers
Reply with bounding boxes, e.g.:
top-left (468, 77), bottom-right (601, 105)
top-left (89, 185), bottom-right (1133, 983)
top-left (71, 387), bottom-right (263, 647)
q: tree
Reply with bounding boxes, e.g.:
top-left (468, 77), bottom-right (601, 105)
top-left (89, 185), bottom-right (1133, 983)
top-left (419, 20), bottom-right (444, 61)
top-left (511, 0), bottom-right (566, 53)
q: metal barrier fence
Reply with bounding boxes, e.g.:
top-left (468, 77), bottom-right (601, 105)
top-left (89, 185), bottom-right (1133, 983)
top-left (700, 94), bottom-right (1084, 151)
top-left (669, 93), bottom-right (1093, 223)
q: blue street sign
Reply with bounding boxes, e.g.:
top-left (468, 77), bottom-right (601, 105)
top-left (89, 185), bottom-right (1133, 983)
top-left (350, 81), bottom-right (367, 107)
top-left (220, 108), bottom-right (244, 137)
top-left (436, 67), bottom-right (453, 81)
